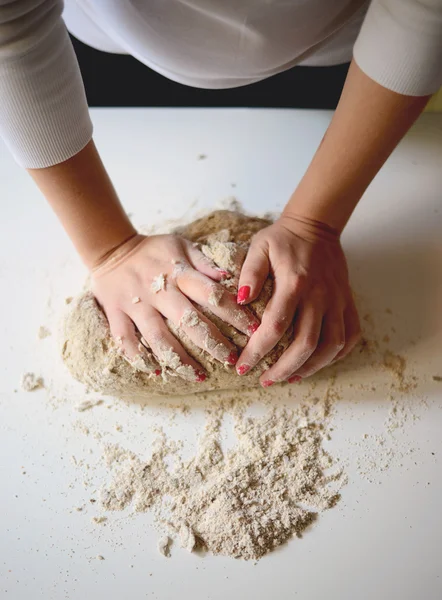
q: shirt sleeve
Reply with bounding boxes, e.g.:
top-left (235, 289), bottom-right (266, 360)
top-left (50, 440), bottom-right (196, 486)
top-left (0, 0), bottom-right (92, 168)
top-left (353, 0), bottom-right (442, 96)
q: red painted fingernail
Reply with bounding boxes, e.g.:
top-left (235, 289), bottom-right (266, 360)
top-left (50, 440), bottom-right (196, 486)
top-left (247, 322), bottom-right (259, 336)
top-left (261, 380), bottom-right (274, 388)
top-left (226, 351), bottom-right (238, 365)
top-left (154, 369), bottom-right (162, 376)
top-left (195, 370), bottom-right (206, 382)
top-left (237, 364), bottom-right (250, 376)
top-left (237, 286), bottom-right (250, 305)
top-left (288, 375), bottom-right (302, 384)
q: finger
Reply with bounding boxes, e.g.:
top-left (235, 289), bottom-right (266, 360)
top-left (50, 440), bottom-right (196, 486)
top-left (133, 306), bottom-right (206, 382)
top-left (176, 269), bottom-right (260, 336)
top-left (185, 241), bottom-right (230, 281)
top-left (237, 240), bottom-right (270, 304)
top-left (236, 274), bottom-right (303, 375)
top-left (150, 286), bottom-right (238, 365)
top-left (259, 300), bottom-right (322, 385)
top-left (107, 309), bottom-right (159, 374)
top-left (289, 308), bottom-right (345, 379)
top-left (332, 301), bottom-right (361, 363)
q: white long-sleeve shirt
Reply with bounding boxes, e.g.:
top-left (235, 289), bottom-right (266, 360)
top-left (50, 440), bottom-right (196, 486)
top-left (0, 0), bottom-right (441, 169)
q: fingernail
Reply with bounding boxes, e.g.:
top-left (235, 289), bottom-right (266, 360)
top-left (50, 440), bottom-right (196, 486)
top-left (237, 285), bottom-right (250, 305)
top-left (217, 269), bottom-right (231, 279)
top-left (226, 351), bottom-right (238, 365)
top-left (237, 364), bottom-right (250, 376)
top-left (247, 322), bottom-right (259, 336)
top-left (195, 370), bottom-right (206, 382)
top-left (261, 380), bottom-right (274, 388)
top-left (288, 375), bottom-right (302, 384)
top-left (154, 369), bottom-right (162, 376)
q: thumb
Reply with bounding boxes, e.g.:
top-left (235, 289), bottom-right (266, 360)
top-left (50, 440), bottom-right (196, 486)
top-left (237, 240), bottom-right (269, 305)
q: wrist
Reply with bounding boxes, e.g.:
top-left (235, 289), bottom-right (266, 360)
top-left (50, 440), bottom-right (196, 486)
top-left (278, 213), bottom-right (340, 244)
top-left (283, 177), bottom-right (358, 235)
top-left (91, 232), bottom-right (145, 275)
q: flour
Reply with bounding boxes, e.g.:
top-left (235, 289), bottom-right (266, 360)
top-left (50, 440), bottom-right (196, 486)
top-left (157, 536), bottom-right (172, 557)
top-left (76, 399), bottom-right (104, 412)
top-left (21, 372), bottom-right (45, 392)
top-left (100, 387), bottom-right (344, 560)
top-left (37, 326), bottom-right (51, 339)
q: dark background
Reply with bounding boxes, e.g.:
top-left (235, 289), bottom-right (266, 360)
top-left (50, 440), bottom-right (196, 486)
top-left (71, 36), bottom-right (349, 109)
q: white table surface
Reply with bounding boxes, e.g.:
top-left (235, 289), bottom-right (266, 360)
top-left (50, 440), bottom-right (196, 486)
top-left (1, 109), bottom-right (442, 600)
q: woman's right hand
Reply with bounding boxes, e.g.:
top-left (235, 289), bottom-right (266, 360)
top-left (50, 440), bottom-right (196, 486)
top-left (91, 233), bottom-right (259, 382)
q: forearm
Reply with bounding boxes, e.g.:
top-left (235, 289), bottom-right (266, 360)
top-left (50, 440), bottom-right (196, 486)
top-left (283, 60), bottom-right (430, 233)
top-left (28, 140), bottom-right (136, 269)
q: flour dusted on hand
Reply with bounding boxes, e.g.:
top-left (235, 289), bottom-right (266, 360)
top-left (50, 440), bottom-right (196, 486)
top-left (61, 211), bottom-right (291, 397)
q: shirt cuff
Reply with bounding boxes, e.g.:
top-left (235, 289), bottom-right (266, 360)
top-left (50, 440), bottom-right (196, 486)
top-left (353, 0), bottom-right (442, 96)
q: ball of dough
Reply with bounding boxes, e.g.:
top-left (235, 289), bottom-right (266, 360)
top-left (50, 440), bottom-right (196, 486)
top-left (61, 211), bottom-right (293, 398)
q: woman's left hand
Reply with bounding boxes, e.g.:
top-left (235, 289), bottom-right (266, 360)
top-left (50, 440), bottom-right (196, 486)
top-left (235, 214), bottom-right (361, 386)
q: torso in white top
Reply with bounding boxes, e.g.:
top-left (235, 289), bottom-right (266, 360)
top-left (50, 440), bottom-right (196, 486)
top-left (63, 0), bottom-right (369, 89)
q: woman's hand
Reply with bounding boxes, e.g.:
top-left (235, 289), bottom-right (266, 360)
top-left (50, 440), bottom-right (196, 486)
top-left (235, 215), bottom-right (361, 386)
top-left (92, 233), bottom-right (259, 381)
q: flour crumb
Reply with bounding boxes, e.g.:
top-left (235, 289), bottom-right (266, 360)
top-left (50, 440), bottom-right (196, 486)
top-left (65, 296), bottom-right (73, 305)
top-left (180, 524), bottom-right (196, 553)
top-left (197, 154), bottom-right (207, 160)
top-left (151, 274), bottom-right (166, 293)
top-left (37, 326), bottom-right (51, 339)
top-left (132, 296), bottom-right (141, 304)
top-left (158, 536), bottom-right (172, 557)
top-left (433, 375), bottom-right (442, 382)
top-left (76, 399), bottom-right (104, 412)
top-left (21, 373), bottom-right (44, 392)
top-left (96, 555), bottom-right (105, 561)
top-left (92, 516), bottom-right (107, 525)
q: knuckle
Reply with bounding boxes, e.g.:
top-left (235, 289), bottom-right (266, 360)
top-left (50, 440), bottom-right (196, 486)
top-left (331, 336), bottom-right (346, 352)
top-left (269, 316), bottom-right (288, 335)
top-left (301, 334), bottom-right (318, 355)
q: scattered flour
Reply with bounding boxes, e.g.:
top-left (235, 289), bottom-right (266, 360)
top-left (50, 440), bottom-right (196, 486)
top-left (76, 399), bottom-right (104, 412)
top-left (100, 392), bottom-right (344, 561)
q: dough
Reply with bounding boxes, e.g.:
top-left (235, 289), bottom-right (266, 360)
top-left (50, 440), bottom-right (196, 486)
top-left (61, 211), bottom-right (293, 398)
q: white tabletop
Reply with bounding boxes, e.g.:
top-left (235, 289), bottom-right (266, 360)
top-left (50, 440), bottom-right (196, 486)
top-left (1, 109), bottom-right (442, 600)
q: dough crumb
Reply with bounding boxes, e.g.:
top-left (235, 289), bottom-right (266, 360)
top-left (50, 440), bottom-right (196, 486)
top-left (37, 326), bottom-right (51, 339)
top-left (132, 296), bottom-right (141, 304)
top-left (76, 399), bottom-right (104, 412)
top-left (21, 373), bottom-right (44, 392)
top-left (65, 296), bottom-right (73, 305)
top-left (92, 516), bottom-right (107, 525)
top-left (433, 375), bottom-right (442, 382)
top-left (151, 274), bottom-right (166, 293)
top-left (180, 309), bottom-right (200, 328)
top-left (197, 153), bottom-right (207, 160)
top-left (96, 555), bottom-right (105, 561)
top-left (158, 536), bottom-right (172, 557)
top-left (208, 286), bottom-right (224, 307)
